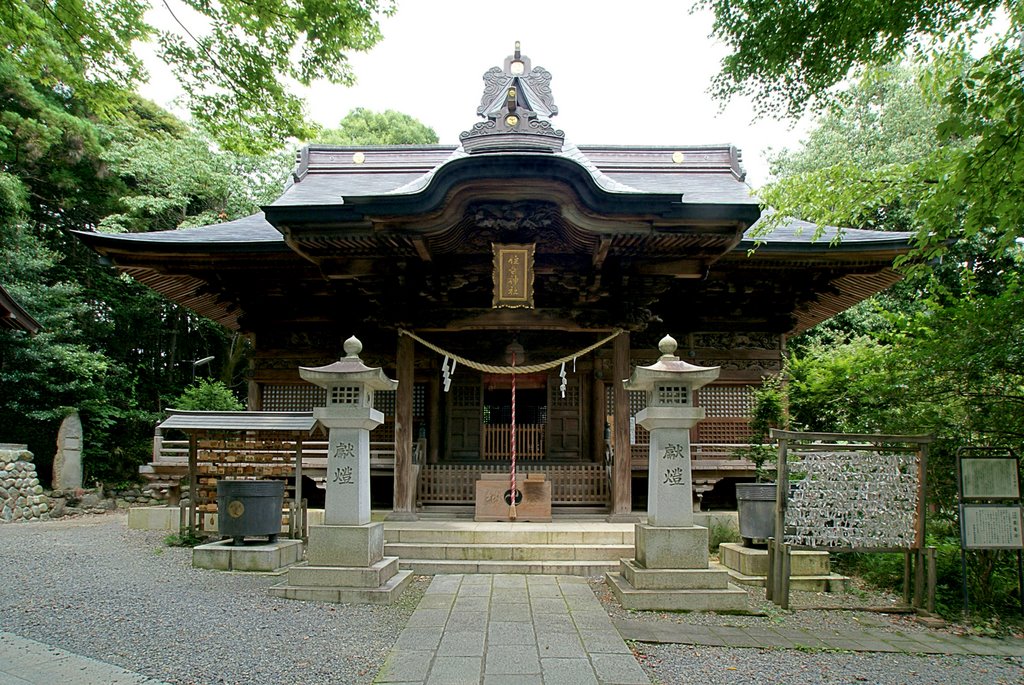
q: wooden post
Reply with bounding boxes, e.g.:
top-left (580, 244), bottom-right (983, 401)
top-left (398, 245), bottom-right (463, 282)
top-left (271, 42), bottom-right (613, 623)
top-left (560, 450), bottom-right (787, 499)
top-left (927, 546), bottom-right (937, 614)
top-left (772, 436), bottom-right (789, 608)
top-left (914, 548), bottom-right (925, 609)
top-left (187, 434), bottom-right (197, 536)
top-left (390, 332), bottom-right (417, 520)
top-left (428, 376), bottom-right (441, 464)
top-left (903, 551), bottom-right (912, 605)
top-left (780, 542), bottom-right (792, 610)
top-left (294, 437), bottom-right (303, 539)
top-left (766, 538), bottom-right (775, 602)
top-left (609, 331), bottom-right (632, 519)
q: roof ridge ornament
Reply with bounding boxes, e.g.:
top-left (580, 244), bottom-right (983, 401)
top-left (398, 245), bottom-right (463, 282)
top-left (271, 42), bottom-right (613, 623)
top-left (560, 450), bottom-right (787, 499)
top-left (460, 41), bottom-right (565, 154)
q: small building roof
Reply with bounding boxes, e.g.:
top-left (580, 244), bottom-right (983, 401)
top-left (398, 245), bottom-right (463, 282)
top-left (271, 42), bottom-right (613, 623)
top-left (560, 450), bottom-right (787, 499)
top-left (158, 410), bottom-right (317, 433)
top-left (0, 283), bottom-right (41, 334)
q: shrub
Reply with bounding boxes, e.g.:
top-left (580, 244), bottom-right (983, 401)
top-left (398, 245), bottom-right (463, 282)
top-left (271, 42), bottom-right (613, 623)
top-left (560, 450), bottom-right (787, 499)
top-left (170, 378), bottom-right (244, 411)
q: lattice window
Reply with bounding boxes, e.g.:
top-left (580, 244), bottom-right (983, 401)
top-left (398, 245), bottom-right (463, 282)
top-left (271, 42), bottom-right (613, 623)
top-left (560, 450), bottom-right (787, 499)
top-left (375, 390), bottom-right (396, 415)
top-left (695, 385), bottom-right (753, 418)
top-left (261, 384), bottom-right (326, 411)
top-left (413, 384), bottom-right (425, 419)
top-left (329, 385), bottom-right (362, 406)
top-left (453, 384), bottom-right (481, 408)
top-left (693, 420), bottom-right (752, 443)
top-left (656, 384), bottom-right (690, 406)
top-left (550, 381), bottom-right (580, 408)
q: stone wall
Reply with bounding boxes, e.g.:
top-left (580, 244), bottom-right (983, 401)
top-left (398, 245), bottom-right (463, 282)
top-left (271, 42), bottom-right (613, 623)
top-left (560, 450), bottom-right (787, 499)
top-left (0, 445), bottom-right (50, 523)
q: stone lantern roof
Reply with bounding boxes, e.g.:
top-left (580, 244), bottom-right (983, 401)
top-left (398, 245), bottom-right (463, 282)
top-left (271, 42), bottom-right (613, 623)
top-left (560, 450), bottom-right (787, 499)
top-left (624, 335), bottom-right (720, 392)
top-left (299, 336), bottom-right (398, 391)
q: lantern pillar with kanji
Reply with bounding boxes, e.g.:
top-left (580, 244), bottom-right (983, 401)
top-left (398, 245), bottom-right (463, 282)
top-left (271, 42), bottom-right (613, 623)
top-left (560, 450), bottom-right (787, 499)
top-left (606, 334), bottom-right (748, 611)
top-left (270, 336), bottom-right (412, 604)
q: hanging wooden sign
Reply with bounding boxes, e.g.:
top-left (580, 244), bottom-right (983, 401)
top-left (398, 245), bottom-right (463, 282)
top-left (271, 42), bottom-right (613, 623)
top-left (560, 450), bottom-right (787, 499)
top-left (492, 243), bottom-right (535, 308)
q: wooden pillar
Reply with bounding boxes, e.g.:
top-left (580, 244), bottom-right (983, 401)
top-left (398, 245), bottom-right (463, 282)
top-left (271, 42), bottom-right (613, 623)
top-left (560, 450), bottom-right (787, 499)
top-left (428, 376), bottom-right (441, 464)
top-left (390, 333), bottom-right (417, 520)
top-left (610, 331), bottom-right (632, 519)
top-left (247, 380), bottom-right (261, 410)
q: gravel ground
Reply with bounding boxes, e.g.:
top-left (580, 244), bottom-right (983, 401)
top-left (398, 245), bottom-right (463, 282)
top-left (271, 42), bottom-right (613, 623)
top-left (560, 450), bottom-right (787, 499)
top-left (0, 513), bottom-right (424, 685)
top-left (591, 576), bottom-right (1024, 685)
top-left (3, 513), bottom-right (1023, 685)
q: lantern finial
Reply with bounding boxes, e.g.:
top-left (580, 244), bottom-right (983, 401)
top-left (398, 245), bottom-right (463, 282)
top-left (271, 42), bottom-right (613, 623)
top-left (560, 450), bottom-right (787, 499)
top-left (658, 334), bottom-right (678, 359)
top-left (343, 335), bottom-right (362, 359)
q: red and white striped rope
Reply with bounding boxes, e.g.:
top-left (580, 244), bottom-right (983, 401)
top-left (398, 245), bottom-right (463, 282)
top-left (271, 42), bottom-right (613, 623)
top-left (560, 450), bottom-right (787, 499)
top-left (510, 350), bottom-right (517, 519)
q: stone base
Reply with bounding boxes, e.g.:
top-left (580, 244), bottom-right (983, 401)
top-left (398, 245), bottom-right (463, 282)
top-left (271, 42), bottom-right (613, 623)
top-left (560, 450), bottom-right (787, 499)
top-left (192, 539), bottom-right (303, 572)
top-left (127, 506), bottom-right (179, 531)
top-left (636, 524), bottom-right (708, 569)
top-left (308, 522), bottom-right (384, 567)
top-left (269, 557), bottom-right (412, 605)
top-left (605, 570), bottom-right (748, 612)
top-left (620, 558), bottom-right (732, 590)
top-left (718, 543), bottom-right (849, 591)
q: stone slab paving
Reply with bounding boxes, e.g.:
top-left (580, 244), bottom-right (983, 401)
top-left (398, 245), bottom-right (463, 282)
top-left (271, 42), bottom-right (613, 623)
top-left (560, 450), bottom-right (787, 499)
top-left (613, 619), bottom-right (1024, 657)
top-left (375, 574), bottom-right (650, 685)
top-left (0, 631), bottom-right (168, 685)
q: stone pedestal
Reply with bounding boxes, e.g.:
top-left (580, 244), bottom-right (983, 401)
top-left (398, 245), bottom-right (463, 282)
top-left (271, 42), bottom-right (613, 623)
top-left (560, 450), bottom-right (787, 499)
top-left (194, 539), bottom-right (303, 572)
top-left (718, 542), bottom-right (849, 592)
top-left (270, 522), bottom-right (411, 604)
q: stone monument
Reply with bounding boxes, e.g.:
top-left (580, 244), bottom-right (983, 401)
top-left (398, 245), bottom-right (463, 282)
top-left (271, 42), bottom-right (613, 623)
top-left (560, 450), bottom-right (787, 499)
top-left (53, 411), bottom-right (83, 491)
top-left (270, 336), bottom-right (412, 604)
top-left (606, 335), bottom-right (747, 610)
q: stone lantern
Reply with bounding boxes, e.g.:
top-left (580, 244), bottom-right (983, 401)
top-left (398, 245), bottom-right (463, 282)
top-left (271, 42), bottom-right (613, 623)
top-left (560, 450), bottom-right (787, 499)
top-left (299, 336), bottom-right (397, 526)
top-left (625, 334), bottom-right (718, 528)
top-left (606, 334), bottom-right (746, 611)
top-left (270, 336), bottom-right (411, 604)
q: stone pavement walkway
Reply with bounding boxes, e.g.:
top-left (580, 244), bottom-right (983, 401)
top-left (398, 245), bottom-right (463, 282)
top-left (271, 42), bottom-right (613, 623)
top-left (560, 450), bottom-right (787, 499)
top-left (0, 631), bottom-right (168, 685)
top-left (375, 573), bottom-right (650, 685)
top-left (614, 618), bottom-right (1024, 657)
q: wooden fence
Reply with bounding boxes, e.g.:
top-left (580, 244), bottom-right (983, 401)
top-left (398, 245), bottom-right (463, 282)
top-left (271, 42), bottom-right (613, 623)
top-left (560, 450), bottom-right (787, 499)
top-left (480, 424), bottom-right (545, 460)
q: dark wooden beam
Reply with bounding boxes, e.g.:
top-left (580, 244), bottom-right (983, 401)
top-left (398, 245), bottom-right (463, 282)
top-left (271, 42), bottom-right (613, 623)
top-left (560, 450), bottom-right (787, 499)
top-left (636, 259), bottom-right (705, 278)
top-left (412, 237), bottom-right (432, 262)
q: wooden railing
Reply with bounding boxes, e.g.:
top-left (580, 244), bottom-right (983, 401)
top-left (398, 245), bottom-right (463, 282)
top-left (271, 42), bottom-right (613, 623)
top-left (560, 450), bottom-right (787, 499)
top-left (418, 463), bottom-right (608, 505)
top-left (481, 423), bottom-right (545, 460)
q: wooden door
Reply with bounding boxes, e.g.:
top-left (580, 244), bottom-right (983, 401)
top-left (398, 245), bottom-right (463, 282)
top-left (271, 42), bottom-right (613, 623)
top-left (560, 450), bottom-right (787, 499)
top-left (546, 376), bottom-right (582, 459)
top-left (446, 378), bottom-right (482, 459)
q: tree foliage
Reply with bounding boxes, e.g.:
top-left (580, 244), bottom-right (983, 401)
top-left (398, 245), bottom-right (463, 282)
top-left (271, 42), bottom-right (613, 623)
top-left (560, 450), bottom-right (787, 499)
top-left (315, 108), bottom-right (439, 146)
top-left (171, 378), bottom-right (245, 411)
top-left (701, 0), bottom-right (1023, 264)
top-left (2, 0), bottom-right (394, 154)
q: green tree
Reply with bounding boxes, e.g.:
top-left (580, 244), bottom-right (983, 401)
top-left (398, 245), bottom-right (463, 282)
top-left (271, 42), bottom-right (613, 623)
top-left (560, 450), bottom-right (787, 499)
top-left (2, 0), bottom-right (395, 153)
top-left (700, 0), bottom-right (1024, 263)
top-left (315, 108), bottom-right (439, 146)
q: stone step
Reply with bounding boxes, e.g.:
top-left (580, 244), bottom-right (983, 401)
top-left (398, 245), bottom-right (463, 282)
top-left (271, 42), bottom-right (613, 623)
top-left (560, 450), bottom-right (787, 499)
top-left (384, 524), bottom-right (634, 546)
top-left (398, 558), bottom-right (621, 576)
top-left (385, 542), bottom-right (633, 562)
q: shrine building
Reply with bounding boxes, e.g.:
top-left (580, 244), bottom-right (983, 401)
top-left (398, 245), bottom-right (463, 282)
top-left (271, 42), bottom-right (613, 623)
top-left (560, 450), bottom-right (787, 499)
top-left (75, 45), bottom-right (912, 519)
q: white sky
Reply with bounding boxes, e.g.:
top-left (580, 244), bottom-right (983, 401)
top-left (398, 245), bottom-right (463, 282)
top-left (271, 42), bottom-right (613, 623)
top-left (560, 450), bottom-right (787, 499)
top-left (139, 0), bottom-right (811, 186)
